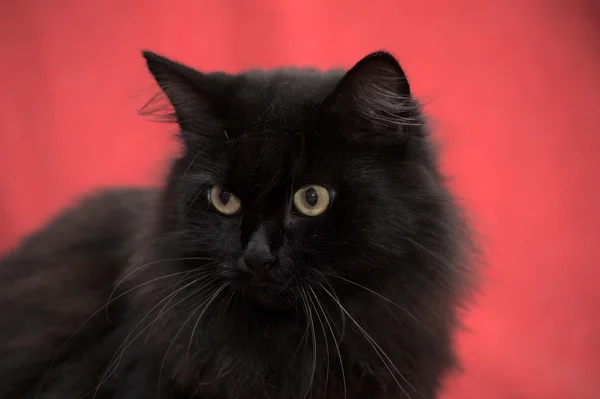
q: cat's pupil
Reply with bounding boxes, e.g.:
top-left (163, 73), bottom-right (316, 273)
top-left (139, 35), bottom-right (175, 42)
top-left (305, 187), bottom-right (318, 207)
top-left (219, 190), bottom-right (231, 205)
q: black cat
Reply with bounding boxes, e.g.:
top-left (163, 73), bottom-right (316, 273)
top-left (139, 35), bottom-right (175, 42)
top-left (0, 50), bottom-right (474, 398)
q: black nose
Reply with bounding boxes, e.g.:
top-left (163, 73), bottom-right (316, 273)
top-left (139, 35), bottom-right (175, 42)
top-left (243, 250), bottom-right (276, 275)
top-left (243, 225), bottom-right (276, 275)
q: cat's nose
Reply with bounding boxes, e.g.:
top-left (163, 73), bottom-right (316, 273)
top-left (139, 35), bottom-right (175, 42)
top-left (243, 225), bottom-right (276, 276)
top-left (243, 249), bottom-right (276, 276)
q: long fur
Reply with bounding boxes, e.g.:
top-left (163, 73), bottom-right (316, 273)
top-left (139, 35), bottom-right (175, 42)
top-left (0, 51), bottom-right (475, 399)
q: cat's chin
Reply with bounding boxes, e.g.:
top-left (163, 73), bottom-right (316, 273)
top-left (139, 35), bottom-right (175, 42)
top-left (235, 282), bottom-right (297, 311)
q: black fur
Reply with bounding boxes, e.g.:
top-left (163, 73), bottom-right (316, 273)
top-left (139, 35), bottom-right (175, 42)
top-left (0, 51), bottom-right (473, 398)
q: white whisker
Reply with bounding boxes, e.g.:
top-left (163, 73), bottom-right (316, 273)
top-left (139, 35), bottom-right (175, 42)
top-left (300, 288), bottom-right (318, 399)
top-left (328, 274), bottom-right (428, 332)
top-left (320, 284), bottom-right (420, 399)
top-left (159, 281), bottom-right (228, 398)
top-left (309, 286), bottom-right (346, 399)
top-left (306, 287), bottom-right (331, 398)
top-left (324, 281), bottom-right (347, 339)
top-left (108, 256), bottom-right (217, 315)
top-left (91, 274), bottom-right (218, 398)
top-left (143, 269), bottom-right (220, 342)
top-left (34, 265), bottom-right (213, 399)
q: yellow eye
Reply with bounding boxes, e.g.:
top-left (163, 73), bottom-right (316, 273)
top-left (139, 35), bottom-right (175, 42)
top-left (293, 185), bottom-right (330, 217)
top-left (209, 185), bottom-right (241, 215)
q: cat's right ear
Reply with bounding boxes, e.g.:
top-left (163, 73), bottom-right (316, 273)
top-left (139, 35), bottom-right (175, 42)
top-left (141, 51), bottom-right (228, 145)
top-left (324, 51), bottom-right (418, 139)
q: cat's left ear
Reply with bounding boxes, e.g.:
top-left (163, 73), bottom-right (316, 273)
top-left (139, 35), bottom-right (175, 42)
top-left (141, 51), bottom-right (230, 146)
top-left (325, 51), bottom-right (417, 133)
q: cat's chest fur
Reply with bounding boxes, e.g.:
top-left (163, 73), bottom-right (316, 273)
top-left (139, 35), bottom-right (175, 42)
top-left (111, 321), bottom-right (406, 399)
top-left (100, 290), bottom-right (432, 399)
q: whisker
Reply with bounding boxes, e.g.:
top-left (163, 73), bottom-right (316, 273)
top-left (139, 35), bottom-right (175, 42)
top-left (91, 274), bottom-right (218, 397)
top-left (291, 288), bottom-right (311, 362)
top-left (309, 286), bottom-right (346, 399)
top-left (108, 256), bottom-right (217, 316)
top-left (306, 287), bottom-right (330, 398)
top-left (403, 236), bottom-right (449, 267)
top-left (300, 288), bottom-right (318, 399)
top-left (327, 274), bottom-right (428, 332)
top-left (182, 282), bottom-right (229, 375)
top-left (160, 281), bottom-right (228, 398)
top-left (143, 269), bottom-right (220, 342)
top-left (324, 281), bottom-right (347, 340)
top-left (181, 148), bottom-right (208, 181)
top-left (34, 265), bottom-right (212, 399)
top-left (217, 287), bottom-right (237, 323)
top-left (320, 284), bottom-right (420, 399)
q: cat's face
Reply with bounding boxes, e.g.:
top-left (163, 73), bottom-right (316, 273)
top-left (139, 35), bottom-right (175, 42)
top-left (144, 52), bottom-right (440, 309)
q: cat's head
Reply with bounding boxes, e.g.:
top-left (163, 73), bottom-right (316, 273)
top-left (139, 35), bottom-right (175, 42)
top-left (142, 51), bottom-right (464, 311)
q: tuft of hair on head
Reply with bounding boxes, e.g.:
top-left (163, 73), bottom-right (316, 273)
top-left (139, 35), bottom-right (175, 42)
top-left (324, 51), bottom-right (423, 134)
top-left (138, 51), bottom-right (233, 149)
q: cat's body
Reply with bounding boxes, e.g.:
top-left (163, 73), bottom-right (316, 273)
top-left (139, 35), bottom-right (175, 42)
top-left (0, 52), bottom-right (472, 398)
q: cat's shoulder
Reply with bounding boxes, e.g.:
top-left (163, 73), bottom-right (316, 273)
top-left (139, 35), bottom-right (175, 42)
top-left (0, 186), bottom-right (158, 292)
top-left (5, 187), bottom-right (154, 250)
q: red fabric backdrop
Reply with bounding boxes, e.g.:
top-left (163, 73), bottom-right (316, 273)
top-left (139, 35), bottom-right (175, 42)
top-left (1, 1), bottom-right (599, 398)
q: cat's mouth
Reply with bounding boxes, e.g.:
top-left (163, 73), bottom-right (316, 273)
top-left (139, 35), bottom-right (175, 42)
top-left (217, 267), bottom-right (296, 310)
top-left (234, 279), bottom-right (296, 311)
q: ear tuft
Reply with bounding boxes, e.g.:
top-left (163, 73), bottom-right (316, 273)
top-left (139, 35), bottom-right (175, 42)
top-left (326, 51), bottom-right (419, 132)
top-left (140, 51), bottom-right (228, 145)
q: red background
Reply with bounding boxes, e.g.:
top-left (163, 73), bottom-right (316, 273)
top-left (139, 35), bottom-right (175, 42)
top-left (1, 1), bottom-right (599, 398)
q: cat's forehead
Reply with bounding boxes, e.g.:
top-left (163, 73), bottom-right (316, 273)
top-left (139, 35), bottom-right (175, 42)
top-left (224, 129), bottom-right (301, 200)
top-left (216, 69), bottom-right (343, 196)
top-left (229, 68), bottom-right (343, 122)
top-left (239, 68), bottom-right (343, 100)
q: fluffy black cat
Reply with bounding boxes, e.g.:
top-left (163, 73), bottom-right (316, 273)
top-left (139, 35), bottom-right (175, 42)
top-left (0, 50), bottom-right (473, 399)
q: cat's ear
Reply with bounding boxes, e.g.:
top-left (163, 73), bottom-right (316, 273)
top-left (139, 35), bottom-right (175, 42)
top-left (141, 51), bottom-right (229, 145)
top-left (325, 51), bottom-right (417, 134)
